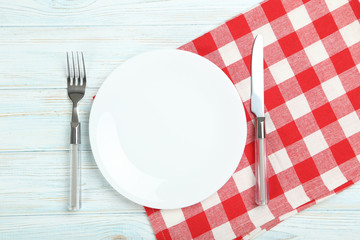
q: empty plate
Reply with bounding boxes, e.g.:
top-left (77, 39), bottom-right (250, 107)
top-left (89, 49), bottom-right (247, 209)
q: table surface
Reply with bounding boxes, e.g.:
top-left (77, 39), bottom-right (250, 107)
top-left (0, 0), bottom-right (359, 239)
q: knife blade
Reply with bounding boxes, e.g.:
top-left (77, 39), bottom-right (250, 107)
top-left (251, 35), bottom-right (269, 206)
top-left (251, 35), bottom-right (264, 118)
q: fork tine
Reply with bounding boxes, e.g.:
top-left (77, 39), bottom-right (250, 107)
top-left (72, 52), bottom-right (76, 85)
top-left (81, 52), bottom-right (86, 86)
top-left (66, 52), bottom-right (71, 86)
top-left (76, 52), bottom-right (81, 86)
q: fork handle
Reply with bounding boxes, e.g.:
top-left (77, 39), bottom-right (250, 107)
top-left (70, 121), bottom-right (81, 210)
top-left (70, 143), bottom-right (81, 211)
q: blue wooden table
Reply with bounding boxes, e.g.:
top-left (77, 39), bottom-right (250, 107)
top-left (0, 0), bottom-right (359, 239)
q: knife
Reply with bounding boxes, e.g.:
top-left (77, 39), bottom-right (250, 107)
top-left (251, 35), bottom-right (269, 206)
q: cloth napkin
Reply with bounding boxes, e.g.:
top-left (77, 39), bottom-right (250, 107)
top-left (145, 0), bottom-right (360, 239)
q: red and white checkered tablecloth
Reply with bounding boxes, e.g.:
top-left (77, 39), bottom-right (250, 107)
top-left (145, 0), bottom-right (360, 239)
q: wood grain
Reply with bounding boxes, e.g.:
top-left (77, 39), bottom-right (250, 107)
top-left (0, 151), bottom-right (143, 215)
top-left (0, 0), bottom-right (359, 239)
top-left (0, 25), bottom-right (226, 89)
top-left (0, 89), bottom-right (93, 151)
top-left (0, 0), bottom-right (255, 26)
top-left (0, 213), bottom-right (155, 240)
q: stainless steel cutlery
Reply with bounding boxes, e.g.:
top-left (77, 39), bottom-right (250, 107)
top-left (66, 52), bottom-right (86, 211)
top-left (63, 39), bottom-right (266, 210)
top-left (251, 35), bottom-right (269, 206)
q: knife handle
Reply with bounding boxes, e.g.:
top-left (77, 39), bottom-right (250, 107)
top-left (69, 143), bottom-right (81, 211)
top-left (255, 117), bottom-right (269, 206)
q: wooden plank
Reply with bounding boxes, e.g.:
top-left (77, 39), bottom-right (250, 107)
top-left (0, 25), bottom-right (215, 89)
top-left (0, 0), bottom-right (260, 27)
top-left (0, 213), bottom-right (155, 240)
top-left (0, 89), bottom-right (92, 151)
top-left (0, 0), bottom-right (264, 90)
top-left (0, 210), bottom-right (359, 240)
top-left (0, 149), bottom-right (359, 216)
top-left (0, 151), bottom-right (143, 215)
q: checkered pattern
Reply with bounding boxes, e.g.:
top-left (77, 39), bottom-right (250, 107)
top-left (145, 0), bottom-right (360, 239)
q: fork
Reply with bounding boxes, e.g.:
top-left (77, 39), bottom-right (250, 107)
top-left (67, 52), bottom-right (86, 211)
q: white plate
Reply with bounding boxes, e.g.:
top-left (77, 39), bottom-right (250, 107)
top-left (89, 50), bottom-right (247, 209)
